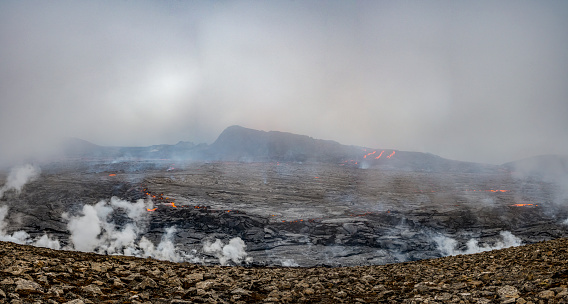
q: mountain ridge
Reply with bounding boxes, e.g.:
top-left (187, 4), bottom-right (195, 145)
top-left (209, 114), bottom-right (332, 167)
top-left (55, 125), bottom-right (568, 173)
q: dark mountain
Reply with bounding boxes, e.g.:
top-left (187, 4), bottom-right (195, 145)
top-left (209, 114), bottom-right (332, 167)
top-left (205, 126), bottom-right (495, 172)
top-left (207, 125), bottom-right (362, 162)
top-left (56, 125), bottom-right (497, 172)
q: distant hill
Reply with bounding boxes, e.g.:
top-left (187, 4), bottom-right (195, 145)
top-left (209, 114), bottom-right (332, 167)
top-left (56, 125), bottom-right (496, 172)
top-left (59, 137), bottom-right (117, 158)
top-left (207, 125), bottom-right (362, 162)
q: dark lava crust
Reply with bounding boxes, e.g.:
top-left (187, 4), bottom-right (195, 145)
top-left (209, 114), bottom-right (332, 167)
top-left (1, 160), bottom-right (567, 267)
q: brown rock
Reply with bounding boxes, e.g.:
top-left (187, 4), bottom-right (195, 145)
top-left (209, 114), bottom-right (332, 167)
top-left (186, 273), bottom-right (203, 281)
top-left (134, 277), bottom-right (158, 290)
top-left (303, 288), bottom-right (315, 295)
top-left (264, 297), bottom-right (279, 302)
top-left (497, 285), bottom-right (519, 299)
top-left (196, 279), bottom-right (216, 291)
top-left (81, 284), bottom-right (102, 295)
top-left (231, 288), bottom-right (251, 296)
top-left (113, 278), bottom-right (125, 288)
top-left (14, 279), bottom-right (42, 295)
top-left (434, 292), bottom-right (452, 301)
top-left (538, 289), bottom-right (555, 299)
top-left (167, 276), bottom-right (182, 287)
top-left (556, 288), bottom-right (568, 298)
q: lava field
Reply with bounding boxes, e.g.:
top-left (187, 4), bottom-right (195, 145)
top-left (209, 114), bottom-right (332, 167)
top-left (1, 158), bottom-right (568, 267)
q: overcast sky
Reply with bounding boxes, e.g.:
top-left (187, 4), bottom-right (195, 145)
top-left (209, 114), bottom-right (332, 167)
top-left (1, 0), bottom-right (567, 165)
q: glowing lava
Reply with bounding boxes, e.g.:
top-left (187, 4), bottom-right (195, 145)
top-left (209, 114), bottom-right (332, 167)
top-left (363, 151), bottom-right (377, 159)
top-left (387, 151), bottom-right (395, 159)
top-left (375, 150), bottom-right (384, 159)
top-left (108, 174), bottom-right (116, 177)
top-left (511, 203), bottom-right (538, 207)
top-left (146, 208), bottom-right (157, 212)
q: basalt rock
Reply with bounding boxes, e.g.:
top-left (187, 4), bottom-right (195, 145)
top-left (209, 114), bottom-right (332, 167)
top-left (1, 238), bottom-right (568, 303)
top-left (2, 160), bottom-right (568, 267)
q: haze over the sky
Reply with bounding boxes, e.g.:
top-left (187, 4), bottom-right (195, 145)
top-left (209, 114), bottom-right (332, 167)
top-left (1, 0), bottom-right (567, 165)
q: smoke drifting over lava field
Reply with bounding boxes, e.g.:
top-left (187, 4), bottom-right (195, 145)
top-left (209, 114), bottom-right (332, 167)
top-left (1, 126), bottom-right (567, 267)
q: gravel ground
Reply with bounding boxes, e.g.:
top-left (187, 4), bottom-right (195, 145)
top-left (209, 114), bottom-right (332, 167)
top-left (1, 237), bottom-right (568, 303)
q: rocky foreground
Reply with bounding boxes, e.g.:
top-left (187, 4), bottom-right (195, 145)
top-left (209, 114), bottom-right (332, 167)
top-left (1, 239), bottom-right (568, 303)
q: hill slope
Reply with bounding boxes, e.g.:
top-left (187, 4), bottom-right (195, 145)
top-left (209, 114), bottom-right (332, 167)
top-left (207, 125), bottom-right (362, 162)
top-left (57, 125), bottom-right (496, 172)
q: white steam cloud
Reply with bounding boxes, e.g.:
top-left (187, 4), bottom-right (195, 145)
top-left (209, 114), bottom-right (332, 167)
top-left (434, 231), bottom-right (522, 256)
top-left (203, 237), bottom-right (252, 266)
top-left (1, 190), bottom-right (251, 265)
top-left (0, 205), bottom-right (60, 249)
top-left (0, 164), bottom-right (58, 248)
top-left (138, 226), bottom-right (186, 262)
top-left (0, 164), bottom-right (41, 198)
top-left (64, 197), bottom-right (197, 262)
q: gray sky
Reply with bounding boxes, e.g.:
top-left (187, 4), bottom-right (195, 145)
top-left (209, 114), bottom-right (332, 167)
top-left (1, 0), bottom-right (567, 165)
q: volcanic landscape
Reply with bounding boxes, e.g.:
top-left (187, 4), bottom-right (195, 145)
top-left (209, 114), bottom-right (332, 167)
top-left (1, 125), bottom-right (568, 267)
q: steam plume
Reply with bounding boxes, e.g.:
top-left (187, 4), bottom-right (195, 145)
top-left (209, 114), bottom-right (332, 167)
top-left (138, 227), bottom-right (191, 262)
top-left (65, 197), bottom-right (198, 262)
top-left (0, 205), bottom-right (60, 249)
top-left (203, 237), bottom-right (252, 266)
top-left (0, 164), bottom-right (41, 198)
top-left (434, 231), bottom-right (522, 256)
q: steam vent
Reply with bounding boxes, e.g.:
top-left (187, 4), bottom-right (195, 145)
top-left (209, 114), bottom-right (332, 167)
top-left (1, 126), bottom-right (568, 303)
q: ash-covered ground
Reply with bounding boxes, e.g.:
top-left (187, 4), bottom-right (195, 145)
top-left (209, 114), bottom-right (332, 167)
top-left (1, 159), bottom-right (568, 267)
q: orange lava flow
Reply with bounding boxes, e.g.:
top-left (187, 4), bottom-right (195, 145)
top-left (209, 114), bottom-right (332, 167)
top-left (375, 150), bottom-right (384, 159)
top-left (108, 174), bottom-right (116, 176)
top-left (170, 202), bottom-right (177, 208)
top-left (146, 208), bottom-right (157, 212)
top-left (511, 203), bottom-right (537, 207)
top-left (363, 151), bottom-right (377, 159)
top-left (387, 151), bottom-right (396, 159)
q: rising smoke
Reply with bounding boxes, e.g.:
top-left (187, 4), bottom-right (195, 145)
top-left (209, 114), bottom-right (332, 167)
top-left (63, 197), bottom-right (200, 262)
top-left (0, 164), bottom-right (60, 248)
top-left (203, 237), bottom-right (252, 266)
top-left (0, 205), bottom-right (60, 249)
top-left (0, 164), bottom-right (41, 198)
top-left (433, 231), bottom-right (522, 256)
top-left (0, 163), bottom-right (250, 264)
top-left (63, 196), bottom-right (252, 264)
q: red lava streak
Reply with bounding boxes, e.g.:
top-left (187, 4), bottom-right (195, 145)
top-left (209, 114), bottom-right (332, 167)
top-left (375, 150), bottom-right (384, 159)
top-left (342, 149), bottom-right (396, 165)
top-left (108, 174), bottom-right (116, 176)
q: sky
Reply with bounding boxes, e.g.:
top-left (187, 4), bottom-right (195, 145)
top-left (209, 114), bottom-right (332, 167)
top-left (1, 0), bottom-right (567, 165)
